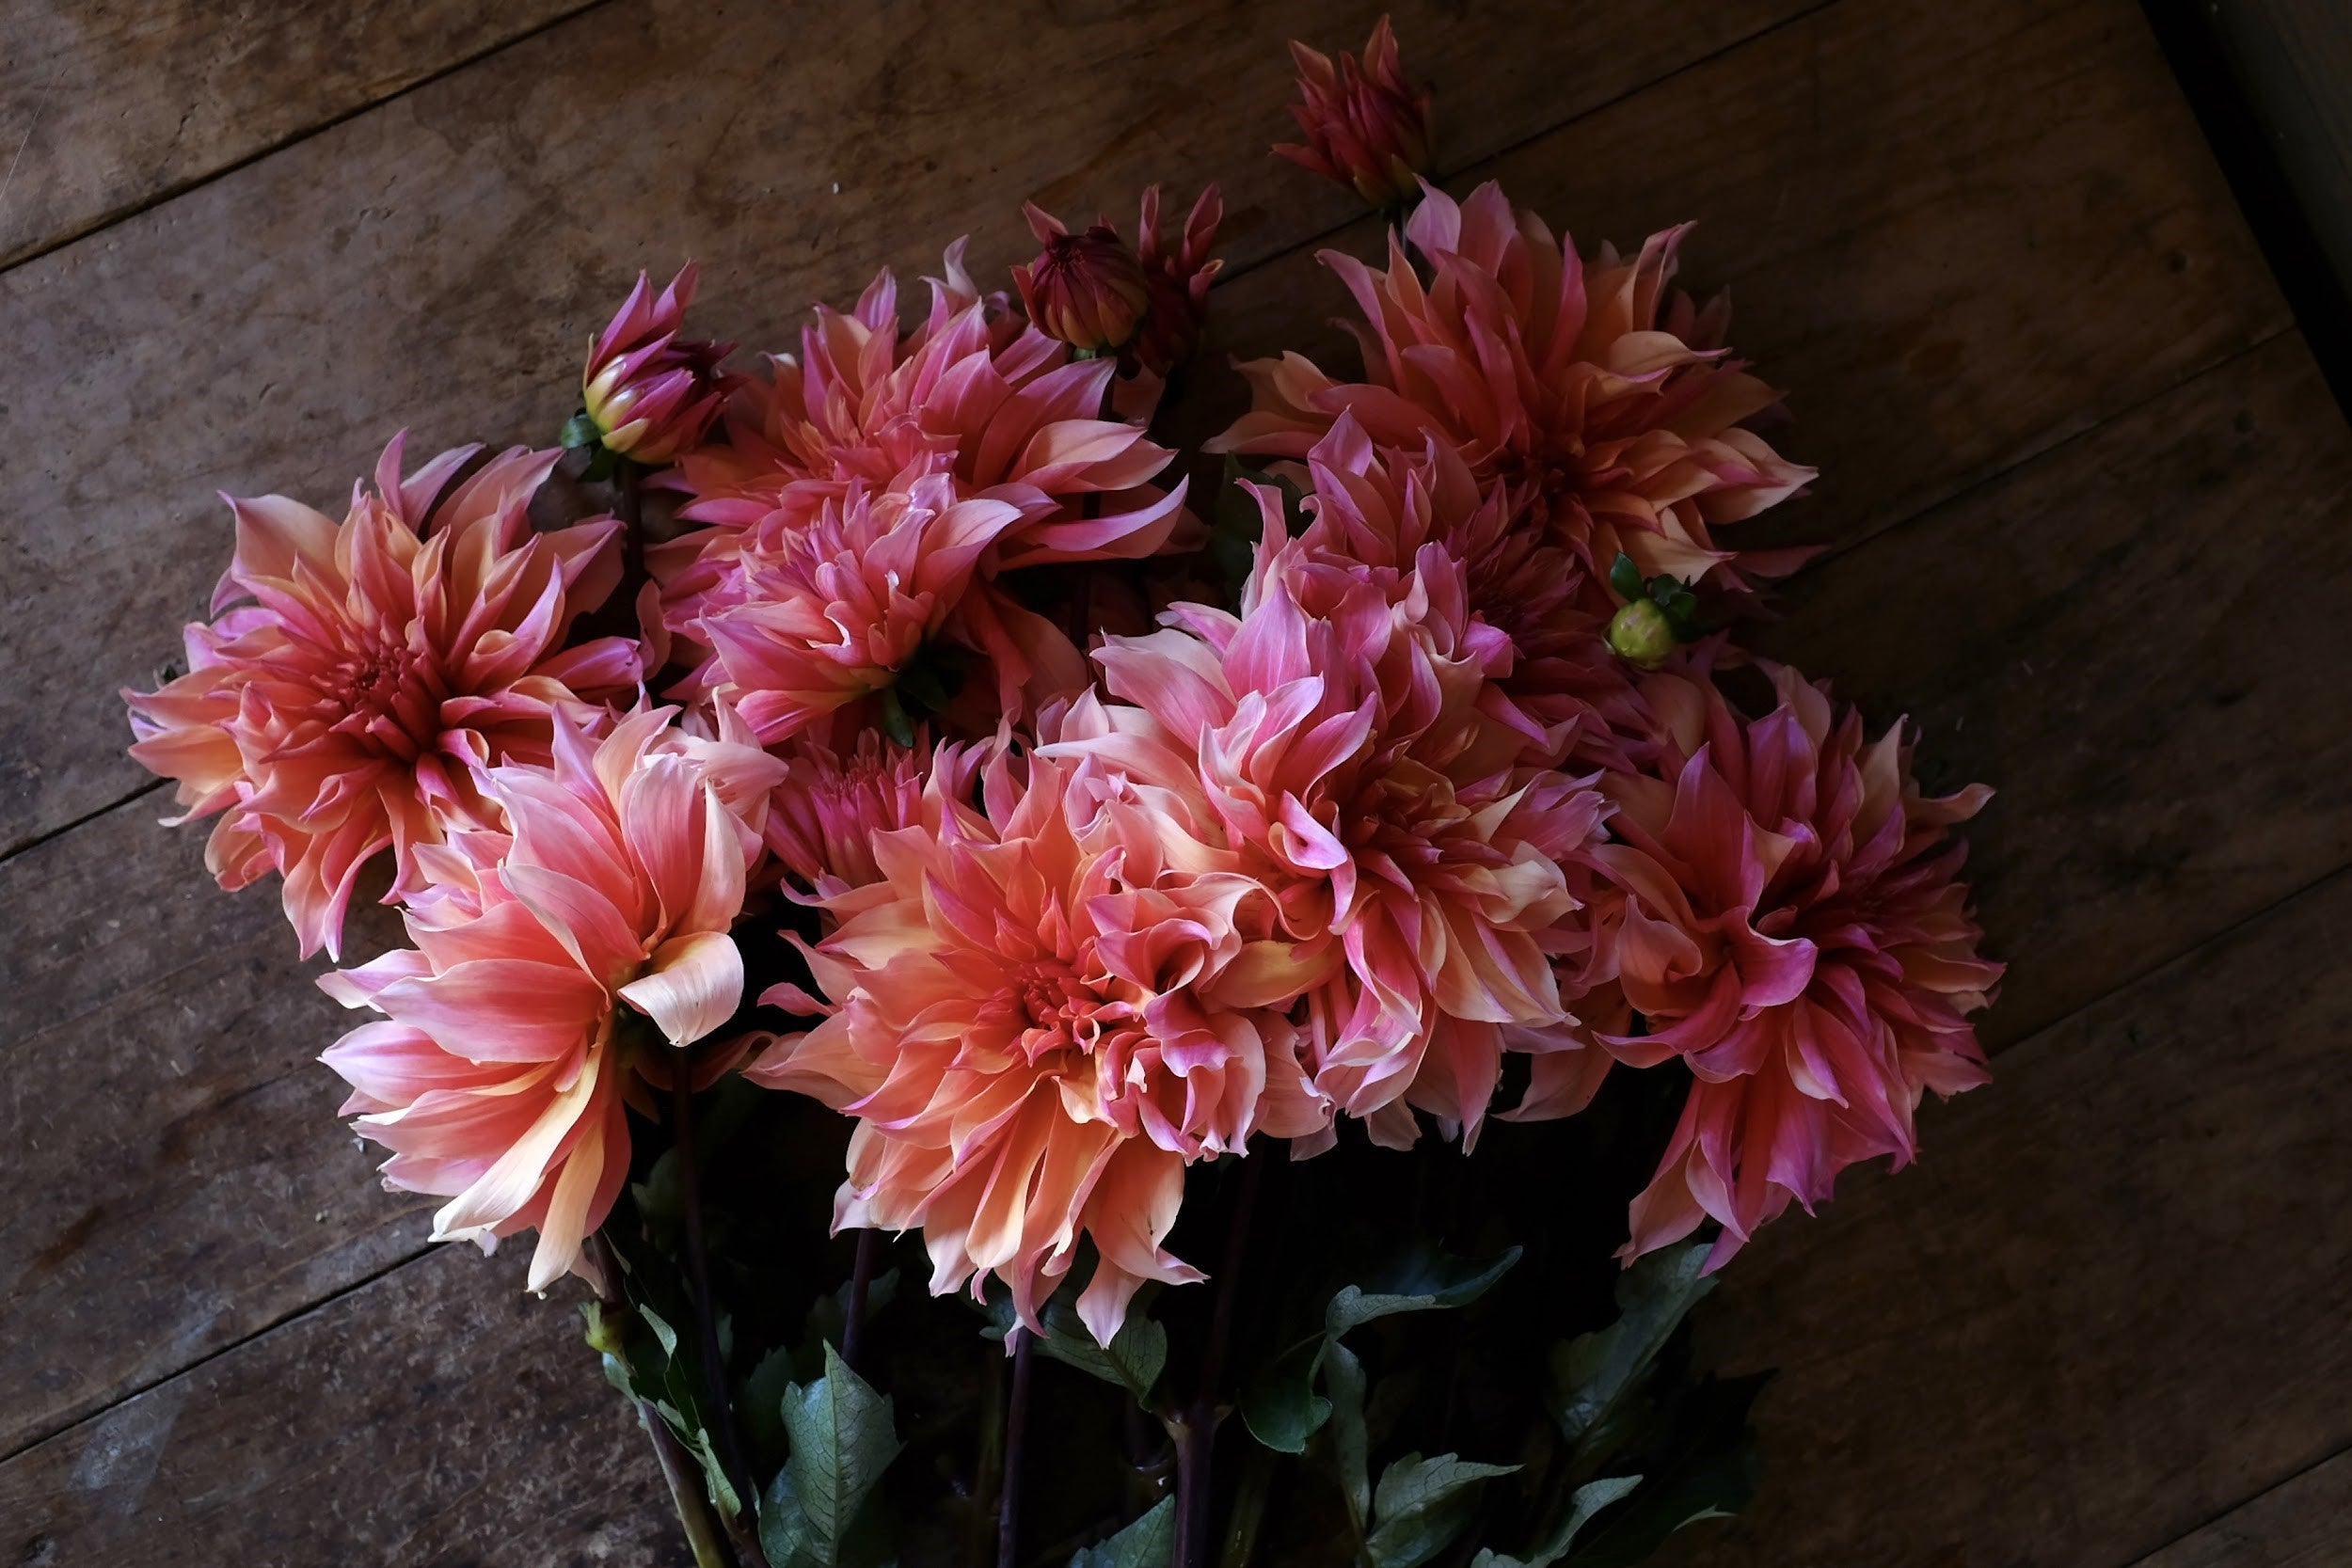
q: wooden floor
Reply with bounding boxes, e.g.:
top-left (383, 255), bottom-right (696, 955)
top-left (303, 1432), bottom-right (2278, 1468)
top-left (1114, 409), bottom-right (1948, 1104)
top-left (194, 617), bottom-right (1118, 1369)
top-left (2, 2), bottom-right (2346, 1563)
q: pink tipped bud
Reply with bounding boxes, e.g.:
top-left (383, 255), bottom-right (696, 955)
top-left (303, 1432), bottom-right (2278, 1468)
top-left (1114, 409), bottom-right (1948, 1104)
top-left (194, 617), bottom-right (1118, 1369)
top-left (1273, 15), bottom-right (1434, 211)
top-left (1131, 183), bottom-right (1224, 379)
top-left (577, 264), bottom-right (734, 466)
top-left (1010, 205), bottom-right (1152, 354)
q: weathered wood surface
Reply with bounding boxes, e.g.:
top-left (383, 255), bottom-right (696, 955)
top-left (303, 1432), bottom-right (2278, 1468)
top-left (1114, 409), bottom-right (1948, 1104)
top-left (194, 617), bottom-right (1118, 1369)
top-left (0, 0), bottom-right (1805, 859)
top-left (0, 0), bottom-right (593, 270)
top-left (2, 0), bottom-right (2349, 1562)
top-left (2130, 1448), bottom-right (2352, 1568)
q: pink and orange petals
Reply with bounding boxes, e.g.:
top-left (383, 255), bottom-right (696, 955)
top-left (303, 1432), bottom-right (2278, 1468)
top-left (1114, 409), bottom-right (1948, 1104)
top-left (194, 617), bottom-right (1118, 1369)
top-left (1588, 664), bottom-right (2000, 1268)
top-left (123, 437), bottom-right (644, 958)
top-left (580, 264), bottom-right (735, 465)
top-left (1210, 182), bottom-right (1817, 605)
top-left (749, 736), bottom-right (1326, 1345)
top-left (1275, 15), bottom-right (1435, 211)
top-left (320, 708), bottom-right (784, 1293)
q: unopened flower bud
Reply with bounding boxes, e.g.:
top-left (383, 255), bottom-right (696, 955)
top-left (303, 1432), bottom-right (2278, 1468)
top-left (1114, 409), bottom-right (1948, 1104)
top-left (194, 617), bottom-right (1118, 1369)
top-left (1010, 205), bottom-right (1151, 354)
top-left (575, 264), bottom-right (734, 466)
top-left (1274, 16), bottom-right (1434, 211)
top-left (1608, 598), bottom-right (1677, 669)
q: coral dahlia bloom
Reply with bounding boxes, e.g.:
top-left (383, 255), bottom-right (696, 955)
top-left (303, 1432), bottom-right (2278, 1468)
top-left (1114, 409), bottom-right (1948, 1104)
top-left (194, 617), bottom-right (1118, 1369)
top-left (1589, 664), bottom-right (2000, 1268)
top-left (1275, 15), bottom-right (1435, 210)
top-left (1210, 183), bottom-right (1816, 599)
top-left (749, 737), bottom-right (1327, 1343)
top-left (1066, 523), bottom-right (1613, 1148)
top-left (321, 708), bottom-right (783, 1291)
top-left (579, 263), bottom-right (734, 465)
top-left (123, 437), bottom-right (641, 958)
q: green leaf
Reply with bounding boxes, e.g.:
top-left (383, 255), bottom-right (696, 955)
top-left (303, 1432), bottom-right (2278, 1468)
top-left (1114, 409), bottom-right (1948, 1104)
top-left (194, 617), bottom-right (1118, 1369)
top-left (739, 1345), bottom-right (797, 1479)
top-left (1559, 1375), bottom-right (1767, 1568)
top-left (1327, 1244), bottom-right (1522, 1336)
top-left (1363, 1452), bottom-right (1519, 1568)
top-left (982, 1283), bottom-right (1166, 1405)
top-left (760, 1344), bottom-right (903, 1568)
top-left (1550, 1242), bottom-right (1713, 1465)
top-left (877, 686), bottom-right (914, 749)
top-left (559, 410), bottom-right (602, 449)
top-left (1470, 1476), bottom-right (1643, 1568)
top-left (640, 1301), bottom-right (681, 1362)
top-left (1239, 1333), bottom-right (1331, 1453)
top-left (1070, 1497), bottom-right (1176, 1568)
top-left (1608, 552), bottom-right (1644, 602)
top-left (1325, 1339), bottom-right (1371, 1534)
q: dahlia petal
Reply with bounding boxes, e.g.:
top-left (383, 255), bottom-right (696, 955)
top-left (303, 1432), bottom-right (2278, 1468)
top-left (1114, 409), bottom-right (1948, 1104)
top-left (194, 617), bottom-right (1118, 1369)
top-left (617, 930), bottom-right (744, 1048)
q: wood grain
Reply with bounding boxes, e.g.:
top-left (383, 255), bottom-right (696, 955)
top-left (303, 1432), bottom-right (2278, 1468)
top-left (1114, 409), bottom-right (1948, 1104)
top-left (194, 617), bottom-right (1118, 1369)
top-left (1664, 857), bottom-right (2352, 1568)
top-left (0, 0), bottom-right (594, 271)
top-left (0, 1243), bottom-right (689, 1567)
top-left (2129, 1448), bottom-right (2352, 1568)
top-left (0, 0), bottom-right (1805, 858)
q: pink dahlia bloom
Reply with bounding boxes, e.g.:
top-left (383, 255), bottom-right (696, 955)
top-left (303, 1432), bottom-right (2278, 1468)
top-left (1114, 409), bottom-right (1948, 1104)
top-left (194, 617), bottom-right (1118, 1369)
top-left (580, 264), bottom-right (734, 465)
top-left (1064, 521), bottom-right (1613, 1148)
top-left (320, 708), bottom-right (783, 1291)
top-left (123, 437), bottom-right (642, 958)
top-left (1588, 665), bottom-right (2000, 1268)
top-left (749, 737), bottom-right (1326, 1343)
top-left (1210, 182), bottom-right (1816, 600)
top-left (1275, 15), bottom-right (1434, 210)
top-left (762, 731), bottom-right (982, 900)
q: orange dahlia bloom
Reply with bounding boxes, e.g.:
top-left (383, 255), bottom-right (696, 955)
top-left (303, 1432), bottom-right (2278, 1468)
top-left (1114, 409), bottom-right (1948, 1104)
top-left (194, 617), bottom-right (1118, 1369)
top-left (320, 708), bottom-right (783, 1291)
top-left (123, 438), bottom-right (642, 958)
top-left (1210, 182), bottom-right (1816, 600)
top-left (1585, 664), bottom-right (2000, 1267)
top-left (748, 736), bottom-right (1327, 1343)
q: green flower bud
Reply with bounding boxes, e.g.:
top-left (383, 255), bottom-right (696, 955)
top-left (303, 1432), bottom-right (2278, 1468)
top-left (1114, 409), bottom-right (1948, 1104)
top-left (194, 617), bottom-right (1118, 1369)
top-left (1608, 598), bottom-right (1677, 669)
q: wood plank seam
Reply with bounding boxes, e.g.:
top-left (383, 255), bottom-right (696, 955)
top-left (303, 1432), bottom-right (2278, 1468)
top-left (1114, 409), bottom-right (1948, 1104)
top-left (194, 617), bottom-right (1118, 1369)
top-left (0, 776), bottom-right (160, 865)
top-left (0, 0), bottom-right (612, 281)
top-left (2123, 1438), bottom-right (2352, 1567)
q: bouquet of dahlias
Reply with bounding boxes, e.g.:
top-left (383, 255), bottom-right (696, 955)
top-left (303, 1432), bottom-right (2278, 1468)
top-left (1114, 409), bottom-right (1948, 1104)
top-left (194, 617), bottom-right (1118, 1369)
top-left (125, 18), bottom-right (1998, 1568)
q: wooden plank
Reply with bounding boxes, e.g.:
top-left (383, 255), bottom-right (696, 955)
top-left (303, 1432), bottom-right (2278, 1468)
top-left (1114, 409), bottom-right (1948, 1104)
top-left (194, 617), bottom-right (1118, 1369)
top-left (0, 795), bottom-right (431, 1457)
top-left (0, 0), bottom-right (593, 271)
top-left (0, 0), bottom-right (1805, 1458)
top-left (1192, 0), bottom-right (2289, 559)
top-left (0, 1243), bottom-right (688, 1566)
top-left (0, 0), bottom-right (1805, 858)
top-left (1661, 858), bottom-right (2352, 1568)
top-left (2129, 1448), bottom-right (2352, 1568)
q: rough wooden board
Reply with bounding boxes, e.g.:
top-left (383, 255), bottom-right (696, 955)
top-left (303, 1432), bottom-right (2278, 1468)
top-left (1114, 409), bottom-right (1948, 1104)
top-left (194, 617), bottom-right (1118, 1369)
top-left (0, 0), bottom-right (1805, 857)
top-left (1189, 0), bottom-right (2290, 559)
top-left (0, 1243), bottom-right (689, 1567)
top-left (1758, 329), bottom-right (2352, 1050)
top-left (1655, 866), bottom-right (2352, 1568)
top-left (0, 797), bottom-right (430, 1458)
top-left (0, 0), bottom-right (595, 271)
top-left (2129, 1448), bottom-right (2352, 1568)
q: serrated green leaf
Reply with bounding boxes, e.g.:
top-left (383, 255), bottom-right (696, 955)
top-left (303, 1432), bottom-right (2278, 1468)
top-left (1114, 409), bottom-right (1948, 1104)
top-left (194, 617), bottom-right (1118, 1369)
top-left (760, 1344), bottom-right (903, 1568)
top-left (640, 1302), bottom-right (681, 1361)
top-left (1560, 1374), bottom-right (1767, 1568)
top-left (1239, 1334), bottom-right (1331, 1454)
top-left (1070, 1496), bottom-right (1176, 1568)
top-left (1363, 1452), bottom-right (1519, 1568)
top-left (1326, 1244), bottom-right (1522, 1336)
top-left (1470, 1476), bottom-right (1643, 1568)
top-left (739, 1345), bottom-right (796, 1478)
top-left (1325, 1339), bottom-right (1371, 1534)
top-left (1549, 1242), bottom-right (1714, 1467)
top-left (1608, 553), bottom-right (1644, 602)
top-left (981, 1283), bottom-right (1166, 1404)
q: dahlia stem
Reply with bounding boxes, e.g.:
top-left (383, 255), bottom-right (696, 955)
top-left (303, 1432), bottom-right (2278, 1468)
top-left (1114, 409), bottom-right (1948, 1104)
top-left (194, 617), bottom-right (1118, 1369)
top-left (617, 459), bottom-right (647, 622)
top-left (669, 1065), bottom-right (762, 1565)
top-left (997, 1325), bottom-right (1036, 1568)
top-left (588, 1231), bottom-right (738, 1568)
top-left (1171, 1409), bottom-right (1216, 1568)
top-left (842, 1227), bottom-right (879, 1377)
top-left (1174, 1150), bottom-right (1265, 1568)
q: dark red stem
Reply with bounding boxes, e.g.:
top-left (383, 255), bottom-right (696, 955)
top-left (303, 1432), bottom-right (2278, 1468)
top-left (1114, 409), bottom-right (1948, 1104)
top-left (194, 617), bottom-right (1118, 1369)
top-left (843, 1227), bottom-right (880, 1377)
top-left (997, 1325), bottom-right (1036, 1568)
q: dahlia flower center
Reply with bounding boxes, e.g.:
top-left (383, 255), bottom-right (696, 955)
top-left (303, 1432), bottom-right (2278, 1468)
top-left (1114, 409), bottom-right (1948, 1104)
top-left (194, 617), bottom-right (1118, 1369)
top-left (324, 637), bottom-right (446, 761)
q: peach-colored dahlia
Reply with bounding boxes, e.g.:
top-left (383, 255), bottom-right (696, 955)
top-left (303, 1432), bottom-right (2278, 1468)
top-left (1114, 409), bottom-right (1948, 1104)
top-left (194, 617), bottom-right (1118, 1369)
top-left (1210, 182), bottom-right (1816, 600)
top-left (123, 438), bottom-right (642, 958)
top-left (748, 735), bottom-right (1327, 1343)
top-left (1586, 664), bottom-right (2000, 1268)
top-left (579, 264), bottom-right (735, 466)
top-left (1063, 520), bottom-right (1613, 1148)
top-left (1276, 16), bottom-right (1433, 212)
top-left (320, 707), bottom-right (783, 1291)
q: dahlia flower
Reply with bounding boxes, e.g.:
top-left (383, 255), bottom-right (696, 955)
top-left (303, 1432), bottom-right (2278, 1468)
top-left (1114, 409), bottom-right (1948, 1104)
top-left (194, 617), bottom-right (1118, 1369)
top-left (1585, 664), bottom-right (2000, 1268)
top-left (1275, 15), bottom-right (1434, 211)
top-left (763, 730), bottom-right (980, 901)
top-left (1130, 183), bottom-right (1224, 380)
top-left (1011, 203), bottom-right (1152, 355)
top-left (749, 736), bottom-right (1326, 1343)
top-left (320, 707), bottom-right (783, 1292)
top-left (123, 437), bottom-right (642, 958)
top-left (1064, 520), bottom-right (1613, 1148)
top-left (577, 264), bottom-right (734, 466)
top-left (1210, 182), bottom-right (1816, 600)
